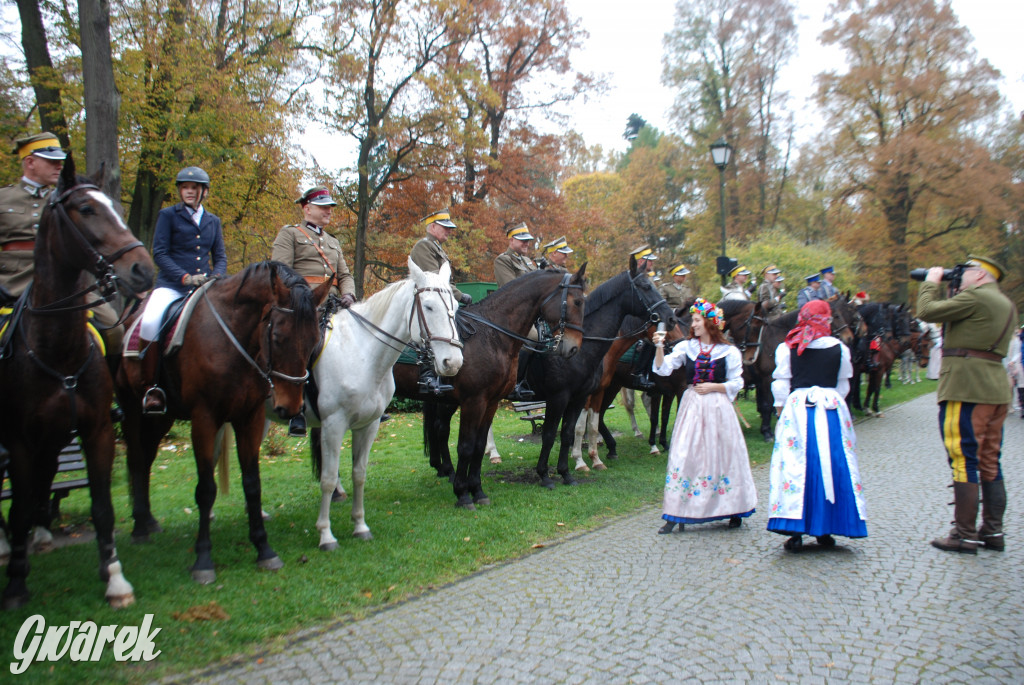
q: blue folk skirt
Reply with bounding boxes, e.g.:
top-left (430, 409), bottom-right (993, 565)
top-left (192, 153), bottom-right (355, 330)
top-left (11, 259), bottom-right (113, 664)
top-left (767, 408), bottom-right (867, 538)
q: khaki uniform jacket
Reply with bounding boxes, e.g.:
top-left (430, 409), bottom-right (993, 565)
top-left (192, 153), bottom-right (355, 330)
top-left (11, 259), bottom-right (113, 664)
top-left (493, 249), bottom-right (537, 287)
top-left (917, 281), bottom-right (1017, 405)
top-left (272, 223), bottom-right (355, 297)
top-left (409, 236), bottom-right (465, 300)
top-left (660, 281), bottom-right (693, 308)
top-left (0, 180), bottom-right (47, 297)
top-left (757, 281), bottom-right (784, 312)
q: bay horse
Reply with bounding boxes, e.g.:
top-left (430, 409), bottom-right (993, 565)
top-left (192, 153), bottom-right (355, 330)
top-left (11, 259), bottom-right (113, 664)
top-left (275, 259), bottom-right (465, 546)
top-left (392, 266), bottom-right (587, 508)
top-left (0, 157), bottom-right (154, 609)
top-left (860, 304), bottom-right (913, 415)
top-left (525, 257), bottom-right (677, 488)
top-left (116, 262), bottom-right (328, 583)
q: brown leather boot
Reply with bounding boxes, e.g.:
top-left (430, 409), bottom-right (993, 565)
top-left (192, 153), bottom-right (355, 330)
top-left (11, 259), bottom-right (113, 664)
top-left (931, 481), bottom-right (979, 554)
top-left (979, 479), bottom-right (1006, 551)
top-left (139, 342), bottom-right (166, 415)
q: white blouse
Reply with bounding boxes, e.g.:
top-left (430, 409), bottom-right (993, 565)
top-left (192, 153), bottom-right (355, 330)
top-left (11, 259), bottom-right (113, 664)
top-left (653, 339), bottom-right (744, 402)
top-left (771, 337), bottom-right (852, 407)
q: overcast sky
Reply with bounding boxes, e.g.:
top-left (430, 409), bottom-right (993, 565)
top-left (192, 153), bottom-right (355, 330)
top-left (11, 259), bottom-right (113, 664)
top-left (561, 0), bottom-right (1024, 153)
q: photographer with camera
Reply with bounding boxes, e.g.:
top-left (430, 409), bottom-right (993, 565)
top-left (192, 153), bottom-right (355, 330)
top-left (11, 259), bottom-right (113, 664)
top-left (916, 255), bottom-right (1017, 555)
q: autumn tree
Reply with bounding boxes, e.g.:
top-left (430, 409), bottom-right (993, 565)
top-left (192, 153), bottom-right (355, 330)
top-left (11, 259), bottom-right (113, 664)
top-left (79, 0), bottom-right (120, 201)
top-left (13, 0), bottom-right (71, 147)
top-left (817, 0), bottom-right (1013, 300)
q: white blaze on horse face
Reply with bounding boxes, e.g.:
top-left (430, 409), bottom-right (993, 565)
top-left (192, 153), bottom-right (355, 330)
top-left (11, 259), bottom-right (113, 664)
top-left (408, 259), bottom-right (463, 377)
top-left (86, 189), bottom-right (129, 231)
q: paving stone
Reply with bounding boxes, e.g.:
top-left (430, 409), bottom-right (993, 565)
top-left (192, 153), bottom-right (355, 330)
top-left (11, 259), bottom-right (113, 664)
top-left (171, 395), bottom-right (1024, 684)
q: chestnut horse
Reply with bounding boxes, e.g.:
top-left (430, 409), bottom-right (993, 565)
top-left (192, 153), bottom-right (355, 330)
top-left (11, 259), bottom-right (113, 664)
top-left (393, 266), bottom-right (587, 508)
top-left (0, 158), bottom-right (154, 609)
top-left (116, 262), bottom-right (328, 584)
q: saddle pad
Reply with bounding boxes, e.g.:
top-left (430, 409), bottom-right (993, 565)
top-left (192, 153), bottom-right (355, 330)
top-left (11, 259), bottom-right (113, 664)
top-left (2, 307), bottom-right (105, 356)
top-left (122, 281), bottom-right (215, 358)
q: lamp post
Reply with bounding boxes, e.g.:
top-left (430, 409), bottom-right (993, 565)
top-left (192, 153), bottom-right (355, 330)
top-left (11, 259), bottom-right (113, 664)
top-left (709, 137), bottom-right (733, 285)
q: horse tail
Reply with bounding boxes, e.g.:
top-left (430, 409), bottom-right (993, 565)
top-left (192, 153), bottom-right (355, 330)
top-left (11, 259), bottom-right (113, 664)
top-left (310, 427), bottom-right (323, 480)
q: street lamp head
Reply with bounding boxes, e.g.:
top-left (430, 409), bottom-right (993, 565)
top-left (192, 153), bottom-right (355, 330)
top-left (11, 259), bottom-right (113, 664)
top-left (709, 137), bottom-right (733, 170)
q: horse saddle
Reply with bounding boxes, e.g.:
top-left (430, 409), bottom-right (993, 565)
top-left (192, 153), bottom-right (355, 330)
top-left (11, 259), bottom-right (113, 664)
top-left (122, 281), bottom-right (214, 358)
top-left (1, 296), bottom-right (105, 360)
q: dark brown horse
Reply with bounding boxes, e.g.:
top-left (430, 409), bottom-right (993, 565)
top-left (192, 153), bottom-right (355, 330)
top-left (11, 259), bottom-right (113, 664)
top-left (858, 303), bottom-right (913, 415)
top-left (393, 266), bottom-right (587, 508)
top-left (0, 158), bottom-right (154, 609)
top-left (116, 262), bottom-right (329, 583)
top-left (524, 258), bottom-right (677, 487)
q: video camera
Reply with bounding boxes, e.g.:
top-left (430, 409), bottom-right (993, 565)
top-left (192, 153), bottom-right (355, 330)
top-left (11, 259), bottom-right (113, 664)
top-left (909, 264), bottom-right (966, 293)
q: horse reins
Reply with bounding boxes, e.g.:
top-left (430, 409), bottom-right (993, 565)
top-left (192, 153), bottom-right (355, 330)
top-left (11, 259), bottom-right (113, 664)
top-left (582, 272), bottom-right (668, 343)
top-left (344, 285), bottom-right (464, 357)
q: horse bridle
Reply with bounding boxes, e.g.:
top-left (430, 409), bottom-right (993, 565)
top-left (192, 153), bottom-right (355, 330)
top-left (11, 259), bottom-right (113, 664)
top-left (344, 284), bottom-right (463, 360)
top-left (583, 271), bottom-right (669, 343)
top-left (203, 290), bottom-right (310, 394)
top-left (28, 182), bottom-right (146, 316)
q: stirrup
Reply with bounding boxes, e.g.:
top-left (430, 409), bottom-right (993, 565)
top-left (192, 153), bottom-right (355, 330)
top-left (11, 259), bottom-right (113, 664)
top-left (142, 386), bottom-right (167, 415)
top-left (507, 381), bottom-right (535, 402)
top-left (418, 372), bottom-right (453, 396)
top-left (288, 413), bottom-right (307, 437)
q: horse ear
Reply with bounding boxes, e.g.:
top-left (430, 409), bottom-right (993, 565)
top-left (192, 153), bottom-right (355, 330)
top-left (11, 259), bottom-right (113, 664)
top-left (628, 255), bottom-right (637, 276)
top-left (572, 262), bottom-right (587, 284)
top-left (312, 278), bottom-right (332, 308)
top-left (407, 257), bottom-right (425, 283)
top-left (90, 161), bottom-right (107, 190)
top-left (59, 152), bottom-right (77, 191)
top-left (437, 260), bottom-right (452, 284)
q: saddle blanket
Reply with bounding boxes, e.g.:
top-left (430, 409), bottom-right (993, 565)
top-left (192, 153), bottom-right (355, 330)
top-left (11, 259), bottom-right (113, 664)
top-left (122, 281), bottom-right (214, 358)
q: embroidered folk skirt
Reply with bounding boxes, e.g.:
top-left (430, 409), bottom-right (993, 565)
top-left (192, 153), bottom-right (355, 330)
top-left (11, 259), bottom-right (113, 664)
top-left (662, 389), bottom-right (757, 524)
top-left (767, 407), bottom-right (868, 538)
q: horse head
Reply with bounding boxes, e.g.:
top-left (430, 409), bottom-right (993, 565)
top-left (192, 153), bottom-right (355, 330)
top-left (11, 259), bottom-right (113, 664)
top-left (537, 263), bottom-right (588, 358)
top-left (628, 255), bottom-right (677, 329)
top-left (828, 297), bottom-right (858, 346)
top-left (718, 300), bottom-right (763, 365)
top-left (41, 154), bottom-right (154, 297)
top-left (259, 263), bottom-right (330, 420)
top-left (408, 258), bottom-right (464, 378)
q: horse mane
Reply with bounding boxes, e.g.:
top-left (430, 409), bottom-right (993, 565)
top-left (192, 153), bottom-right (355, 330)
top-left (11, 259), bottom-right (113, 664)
top-left (353, 278), bottom-right (407, 321)
top-left (585, 271), bottom-right (629, 316)
top-left (232, 261), bottom-right (317, 321)
top-left (717, 299), bottom-right (751, 318)
top-left (619, 314), bottom-right (646, 335)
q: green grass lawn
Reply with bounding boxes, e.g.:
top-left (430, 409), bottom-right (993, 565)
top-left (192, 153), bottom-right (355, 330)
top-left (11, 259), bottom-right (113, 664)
top-left (0, 377), bottom-right (937, 682)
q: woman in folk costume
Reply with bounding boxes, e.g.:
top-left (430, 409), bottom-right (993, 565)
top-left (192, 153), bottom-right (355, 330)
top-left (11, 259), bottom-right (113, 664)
top-left (651, 298), bottom-right (757, 534)
top-left (768, 299), bottom-right (867, 551)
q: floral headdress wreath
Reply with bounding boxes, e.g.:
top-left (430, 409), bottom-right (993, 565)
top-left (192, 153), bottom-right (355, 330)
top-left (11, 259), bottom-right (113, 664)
top-left (689, 298), bottom-right (725, 330)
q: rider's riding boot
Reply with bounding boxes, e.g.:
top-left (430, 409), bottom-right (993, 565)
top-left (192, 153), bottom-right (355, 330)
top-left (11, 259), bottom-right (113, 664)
top-left (418, 365), bottom-right (453, 396)
top-left (139, 342), bottom-right (166, 415)
top-left (632, 372), bottom-right (656, 391)
top-left (288, 405), bottom-right (307, 437)
top-left (931, 481), bottom-right (980, 554)
top-left (506, 351), bottom-right (535, 401)
top-left (978, 479), bottom-right (1006, 551)
top-left (632, 342), bottom-right (657, 391)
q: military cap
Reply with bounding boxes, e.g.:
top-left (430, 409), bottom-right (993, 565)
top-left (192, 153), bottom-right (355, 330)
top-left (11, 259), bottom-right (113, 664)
top-left (630, 244), bottom-right (658, 260)
top-left (14, 132), bottom-right (66, 161)
top-left (728, 265), bottom-right (751, 279)
top-left (422, 209), bottom-right (456, 229)
top-left (963, 255), bottom-right (1006, 282)
top-left (506, 222), bottom-right (534, 241)
top-left (820, 265), bottom-right (835, 275)
top-left (760, 264), bottom-right (781, 275)
top-left (542, 235), bottom-right (573, 255)
top-left (296, 186), bottom-right (337, 206)
top-left (804, 273), bottom-right (821, 283)
top-left (669, 264), bottom-right (690, 276)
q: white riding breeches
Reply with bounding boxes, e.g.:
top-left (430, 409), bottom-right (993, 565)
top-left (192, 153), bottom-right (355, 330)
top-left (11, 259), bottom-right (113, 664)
top-left (140, 287), bottom-right (184, 342)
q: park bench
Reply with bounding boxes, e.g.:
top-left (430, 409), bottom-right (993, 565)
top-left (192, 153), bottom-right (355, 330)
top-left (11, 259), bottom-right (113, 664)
top-left (1, 440), bottom-right (88, 521)
top-left (512, 401), bottom-right (546, 434)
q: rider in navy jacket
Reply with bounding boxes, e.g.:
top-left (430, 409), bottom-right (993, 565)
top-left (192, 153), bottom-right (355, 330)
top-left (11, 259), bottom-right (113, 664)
top-left (152, 197), bottom-right (226, 293)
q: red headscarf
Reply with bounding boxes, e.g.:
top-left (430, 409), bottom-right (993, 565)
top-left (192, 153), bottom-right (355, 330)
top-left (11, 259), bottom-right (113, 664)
top-left (785, 300), bottom-right (832, 355)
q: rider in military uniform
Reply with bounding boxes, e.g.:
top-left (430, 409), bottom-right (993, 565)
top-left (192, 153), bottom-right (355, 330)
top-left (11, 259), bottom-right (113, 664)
top-left (410, 209), bottom-right (471, 394)
top-left (819, 265), bottom-right (839, 299)
top-left (720, 265), bottom-right (751, 301)
top-left (757, 265), bottom-right (785, 313)
top-left (660, 264), bottom-right (693, 308)
top-left (539, 235), bottom-right (573, 273)
top-left (918, 255), bottom-right (1017, 555)
top-left (626, 245), bottom-right (661, 390)
top-left (629, 244), bottom-right (658, 278)
top-left (0, 133), bottom-right (125, 373)
top-left (272, 186), bottom-right (356, 436)
top-left (493, 222), bottom-right (538, 286)
top-left (796, 273), bottom-right (824, 309)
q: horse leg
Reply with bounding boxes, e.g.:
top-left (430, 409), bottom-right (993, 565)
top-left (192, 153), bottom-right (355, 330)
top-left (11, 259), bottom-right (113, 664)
top-left (485, 426), bottom-right (501, 464)
top-left (466, 404), bottom-right (499, 505)
top-left (0, 464), bottom-right (8, 562)
top-left (437, 403), bottom-right (457, 479)
top-left (571, 410), bottom-right (590, 472)
top-left (621, 388), bottom-right (642, 437)
top-left (557, 403), bottom-right (584, 485)
top-left (2, 446), bottom-right (35, 609)
top-left (233, 412), bottom-right (282, 572)
top-left (451, 404), bottom-right (478, 509)
top-left (80, 417), bottom-right (135, 608)
top-left (189, 414), bottom-right (220, 584)
top-left (349, 422), bottom-right (379, 540)
top-left (756, 382), bottom-right (774, 443)
top-left (315, 414), bottom-right (348, 550)
top-left (658, 394), bottom-right (671, 452)
top-left (125, 411), bottom-right (171, 542)
top-left (587, 409), bottom-right (606, 470)
top-left (535, 403), bottom-right (563, 489)
top-left (647, 390), bottom-right (661, 454)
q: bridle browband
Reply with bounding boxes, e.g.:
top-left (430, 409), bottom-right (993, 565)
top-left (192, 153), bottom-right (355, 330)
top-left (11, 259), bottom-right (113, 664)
top-left (28, 182), bottom-right (146, 316)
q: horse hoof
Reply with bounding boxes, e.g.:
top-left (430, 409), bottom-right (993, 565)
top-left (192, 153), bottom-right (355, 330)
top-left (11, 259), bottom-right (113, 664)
top-left (319, 541), bottom-right (339, 552)
top-left (649, 446), bottom-right (659, 455)
top-left (489, 456), bottom-right (502, 465)
top-left (540, 480), bottom-right (555, 490)
top-left (192, 569), bottom-right (216, 585)
top-left (593, 463), bottom-right (607, 471)
top-left (130, 533), bottom-right (150, 544)
top-left (1, 593), bottom-right (30, 611)
top-left (562, 478), bottom-right (578, 487)
top-left (107, 592), bottom-right (136, 609)
top-left (257, 556), bottom-right (284, 572)
top-left (147, 520), bottom-right (163, 534)
top-left (575, 464), bottom-right (590, 472)
top-left (607, 452), bottom-right (618, 460)
top-left (455, 496), bottom-right (476, 510)
top-left (473, 497), bottom-right (491, 506)
top-left (633, 431), bottom-right (643, 438)
top-left (353, 531), bottom-right (374, 541)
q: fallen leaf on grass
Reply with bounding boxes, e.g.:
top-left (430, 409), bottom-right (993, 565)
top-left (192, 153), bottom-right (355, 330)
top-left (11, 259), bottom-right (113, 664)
top-left (173, 601), bottom-right (229, 622)
top-left (556, 522), bottom-right (565, 526)
top-left (531, 544), bottom-right (545, 549)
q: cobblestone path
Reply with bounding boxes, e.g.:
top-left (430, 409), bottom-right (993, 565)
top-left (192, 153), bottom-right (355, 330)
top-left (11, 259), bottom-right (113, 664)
top-left (190, 393), bottom-right (1024, 684)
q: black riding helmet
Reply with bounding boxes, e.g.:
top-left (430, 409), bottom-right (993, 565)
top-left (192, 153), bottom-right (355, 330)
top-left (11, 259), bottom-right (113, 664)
top-left (175, 166), bottom-right (210, 208)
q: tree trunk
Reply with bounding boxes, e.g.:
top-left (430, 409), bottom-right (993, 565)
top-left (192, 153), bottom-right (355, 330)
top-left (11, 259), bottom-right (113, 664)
top-left (78, 0), bottom-right (121, 204)
top-left (15, 0), bottom-right (70, 145)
